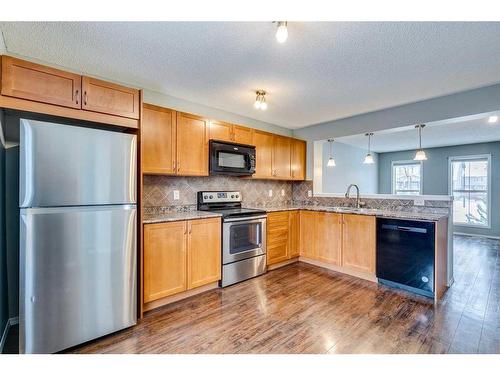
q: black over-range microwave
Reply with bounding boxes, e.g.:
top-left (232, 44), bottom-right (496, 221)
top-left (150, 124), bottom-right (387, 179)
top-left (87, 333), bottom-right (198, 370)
top-left (209, 140), bottom-right (256, 176)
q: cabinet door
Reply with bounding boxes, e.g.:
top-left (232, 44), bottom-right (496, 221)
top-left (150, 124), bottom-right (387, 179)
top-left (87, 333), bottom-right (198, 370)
top-left (267, 211), bottom-right (289, 265)
top-left (233, 125), bottom-right (253, 145)
top-left (291, 139), bottom-right (306, 180)
top-left (253, 130), bottom-right (274, 178)
top-left (316, 212), bottom-right (342, 265)
top-left (209, 120), bottom-right (233, 142)
top-left (82, 76), bottom-right (140, 119)
top-left (1, 55), bottom-right (81, 109)
top-left (288, 211), bottom-right (300, 258)
top-left (300, 211), bottom-right (317, 258)
top-left (176, 112), bottom-right (209, 176)
top-left (187, 218), bottom-right (221, 289)
top-left (142, 104), bottom-right (176, 174)
top-left (144, 221), bottom-right (187, 302)
top-left (342, 214), bottom-right (376, 274)
top-left (273, 136), bottom-right (292, 179)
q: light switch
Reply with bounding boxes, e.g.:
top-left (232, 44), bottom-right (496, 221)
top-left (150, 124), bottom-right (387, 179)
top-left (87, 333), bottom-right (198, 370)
top-left (307, 190), bottom-right (312, 197)
top-left (173, 190), bottom-right (180, 200)
top-left (268, 190), bottom-right (273, 197)
top-left (281, 189), bottom-right (285, 197)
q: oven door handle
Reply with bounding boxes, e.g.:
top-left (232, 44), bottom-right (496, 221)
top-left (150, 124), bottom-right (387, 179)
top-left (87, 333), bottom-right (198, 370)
top-left (223, 215), bottom-right (267, 223)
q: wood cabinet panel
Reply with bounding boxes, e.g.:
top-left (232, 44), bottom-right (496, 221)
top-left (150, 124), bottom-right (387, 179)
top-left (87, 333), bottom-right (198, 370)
top-left (273, 136), bottom-right (292, 179)
top-left (144, 221), bottom-right (187, 303)
top-left (187, 218), bottom-right (221, 289)
top-left (267, 211), bottom-right (290, 265)
top-left (253, 130), bottom-right (274, 178)
top-left (176, 112), bottom-right (209, 176)
top-left (209, 120), bottom-right (233, 142)
top-left (316, 212), bottom-right (342, 265)
top-left (142, 104), bottom-right (176, 174)
top-left (1, 55), bottom-right (81, 109)
top-left (233, 125), bottom-right (253, 145)
top-left (342, 214), bottom-right (376, 274)
top-left (288, 211), bottom-right (300, 258)
top-left (291, 139), bottom-right (306, 180)
top-left (82, 76), bottom-right (139, 119)
top-left (300, 211), bottom-right (317, 258)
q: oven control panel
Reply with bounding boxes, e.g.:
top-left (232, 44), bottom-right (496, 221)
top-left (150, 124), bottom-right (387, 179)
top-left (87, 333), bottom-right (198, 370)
top-left (200, 191), bottom-right (242, 203)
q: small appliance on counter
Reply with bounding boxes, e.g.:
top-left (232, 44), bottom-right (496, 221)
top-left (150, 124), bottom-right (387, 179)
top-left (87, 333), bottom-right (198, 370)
top-left (197, 191), bottom-right (267, 286)
top-left (209, 140), bottom-right (256, 176)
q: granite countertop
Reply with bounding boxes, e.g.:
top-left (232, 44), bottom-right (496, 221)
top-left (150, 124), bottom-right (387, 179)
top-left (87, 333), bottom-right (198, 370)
top-left (247, 205), bottom-right (449, 221)
top-left (143, 211), bottom-right (222, 224)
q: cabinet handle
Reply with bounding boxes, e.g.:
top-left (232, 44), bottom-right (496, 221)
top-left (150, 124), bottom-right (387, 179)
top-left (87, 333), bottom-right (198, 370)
top-left (83, 91), bottom-right (88, 106)
top-left (75, 89), bottom-right (79, 104)
top-left (184, 226), bottom-right (187, 235)
top-left (177, 161), bottom-right (180, 172)
top-left (173, 161), bottom-right (176, 172)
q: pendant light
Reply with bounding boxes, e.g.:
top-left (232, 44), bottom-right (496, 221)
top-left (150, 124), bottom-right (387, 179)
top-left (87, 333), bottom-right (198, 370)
top-left (327, 139), bottom-right (336, 167)
top-left (254, 90), bottom-right (267, 110)
top-left (414, 124), bottom-right (427, 161)
top-left (363, 133), bottom-right (375, 164)
top-left (275, 21), bottom-right (288, 43)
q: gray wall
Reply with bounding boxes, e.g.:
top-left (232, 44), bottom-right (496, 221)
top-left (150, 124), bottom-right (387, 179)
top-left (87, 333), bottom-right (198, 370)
top-left (378, 141), bottom-right (500, 237)
top-left (0, 112), bottom-right (8, 340)
top-left (293, 83), bottom-right (500, 180)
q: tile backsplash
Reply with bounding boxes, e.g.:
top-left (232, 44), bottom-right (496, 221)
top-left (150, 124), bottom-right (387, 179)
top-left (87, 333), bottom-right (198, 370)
top-left (143, 175), bottom-right (293, 209)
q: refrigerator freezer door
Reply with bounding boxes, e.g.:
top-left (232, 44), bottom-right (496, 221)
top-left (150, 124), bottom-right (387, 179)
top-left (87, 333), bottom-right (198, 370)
top-left (20, 119), bottom-right (136, 207)
top-left (20, 205), bottom-right (137, 354)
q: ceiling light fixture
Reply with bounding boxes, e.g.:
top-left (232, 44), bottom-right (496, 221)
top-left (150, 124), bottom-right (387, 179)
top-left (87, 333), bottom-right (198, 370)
top-left (413, 124), bottom-right (428, 161)
top-left (363, 133), bottom-right (375, 164)
top-left (488, 115), bottom-right (498, 123)
top-left (275, 21), bottom-right (288, 43)
top-left (254, 90), bottom-right (267, 111)
top-left (327, 139), bottom-right (336, 167)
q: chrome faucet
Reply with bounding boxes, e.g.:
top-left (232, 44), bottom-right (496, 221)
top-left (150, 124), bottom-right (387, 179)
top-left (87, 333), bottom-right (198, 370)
top-left (345, 184), bottom-right (365, 208)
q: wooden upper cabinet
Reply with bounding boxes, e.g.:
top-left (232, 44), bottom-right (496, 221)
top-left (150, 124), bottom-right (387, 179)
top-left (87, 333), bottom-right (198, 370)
top-left (316, 212), bottom-right (342, 265)
top-left (233, 125), bottom-right (253, 145)
top-left (273, 136), bottom-right (292, 179)
top-left (253, 130), bottom-right (274, 178)
top-left (142, 104), bottom-right (176, 174)
top-left (209, 120), bottom-right (233, 142)
top-left (82, 76), bottom-right (140, 119)
top-left (187, 218), bottom-right (221, 289)
top-left (176, 112), bottom-right (209, 176)
top-left (288, 211), bottom-right (300, 258)
top-left (342, 214), bottom-right (376, 275)
top-left (1, 55), bottom-right (81, 109)
top-left (291, 139), bottom-right (306, 180)
top-left (143, 221), bottom-right (187, 303)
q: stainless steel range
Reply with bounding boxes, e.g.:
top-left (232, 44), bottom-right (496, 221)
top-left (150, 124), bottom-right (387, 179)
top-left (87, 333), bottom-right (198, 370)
top-left (197, 191), bottom-right (267, 287)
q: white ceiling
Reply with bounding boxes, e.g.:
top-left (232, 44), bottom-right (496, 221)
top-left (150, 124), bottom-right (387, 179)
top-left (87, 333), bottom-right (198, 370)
top-left (1, 22), bottom-right (500, 129)
top-left (336, 113), bottom-right (500, 153)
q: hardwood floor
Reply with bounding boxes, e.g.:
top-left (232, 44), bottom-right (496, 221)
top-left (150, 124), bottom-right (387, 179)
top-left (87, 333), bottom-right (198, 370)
top-left (67, 235), bottom-right (500, 354)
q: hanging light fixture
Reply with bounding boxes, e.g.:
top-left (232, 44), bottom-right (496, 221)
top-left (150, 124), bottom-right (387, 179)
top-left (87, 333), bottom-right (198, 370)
top-left (275, 21), bottom-right (288, 43)
top-left (327, 139), bottom-right (336, 167)
top-left (414, 124), bottom-right (428, 161)
top-left (254, 90), bottom-right (267, 110)
top-left (363, 133), bottom-right (375, 164)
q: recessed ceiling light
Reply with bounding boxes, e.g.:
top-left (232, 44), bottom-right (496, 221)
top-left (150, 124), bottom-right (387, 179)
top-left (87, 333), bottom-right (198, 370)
top-left (488, 115), bottom-right (498, 123)
top-left (275, 21), bottom-right (288, 43)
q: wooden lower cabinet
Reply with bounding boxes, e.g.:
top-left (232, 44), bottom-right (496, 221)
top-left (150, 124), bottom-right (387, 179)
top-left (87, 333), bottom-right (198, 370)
top-left (316, 212), bottom-right (342, 265)
top-left (299, 211), bottom-right (317, 259)
top-left (267, 211), bottom-right (290, 265)
top-left (144, 221), bottom-right (187, 303)
top-left (288, 211), bottom-right (300, 258)
top-left (143, 218), bottom-right (221, 305)
top-left (342, 214), bottom-right (376, 274)
top-left (187, 218), bottom-right (221, 289)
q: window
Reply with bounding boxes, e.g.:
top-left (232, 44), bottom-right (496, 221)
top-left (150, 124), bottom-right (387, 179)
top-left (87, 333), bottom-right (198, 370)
top-left (449, 155), bottom-right (490, 228)
top-left (392, 161), bottom-right (423, 195)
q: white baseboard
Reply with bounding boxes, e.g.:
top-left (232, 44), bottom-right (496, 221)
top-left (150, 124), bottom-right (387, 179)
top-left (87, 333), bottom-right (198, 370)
top-left (454, 232), bottom-right (500, 240)
top-left (0, 316), bottom-right (19, 353)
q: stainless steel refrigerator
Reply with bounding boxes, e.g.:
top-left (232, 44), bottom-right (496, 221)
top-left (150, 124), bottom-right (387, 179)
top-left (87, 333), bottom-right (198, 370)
top-left (18, 119), bottom-right (137, 354)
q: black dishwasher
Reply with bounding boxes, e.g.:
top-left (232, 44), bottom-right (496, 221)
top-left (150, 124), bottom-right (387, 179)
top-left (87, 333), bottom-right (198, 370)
top-left (376, 218), bottom-right (435, 298)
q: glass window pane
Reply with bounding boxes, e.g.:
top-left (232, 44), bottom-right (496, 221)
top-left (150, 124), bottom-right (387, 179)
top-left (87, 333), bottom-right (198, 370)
top-left (450, 157), bottom-right (489, 227)
top-left (392, 162), bottom-right (421, 195)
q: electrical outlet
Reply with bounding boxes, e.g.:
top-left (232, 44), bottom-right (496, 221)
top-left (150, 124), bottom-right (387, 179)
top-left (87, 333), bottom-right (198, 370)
top-left (268, 190), bottom-right (273, 197)
top-left (414, 197), bottom-right (425, 206)
top-left (307, 190), bottom-right (312, 198)
top-left (173, 190), bottom-right (180, 200)
top-left (281, 189), bottom-right (285, 197)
